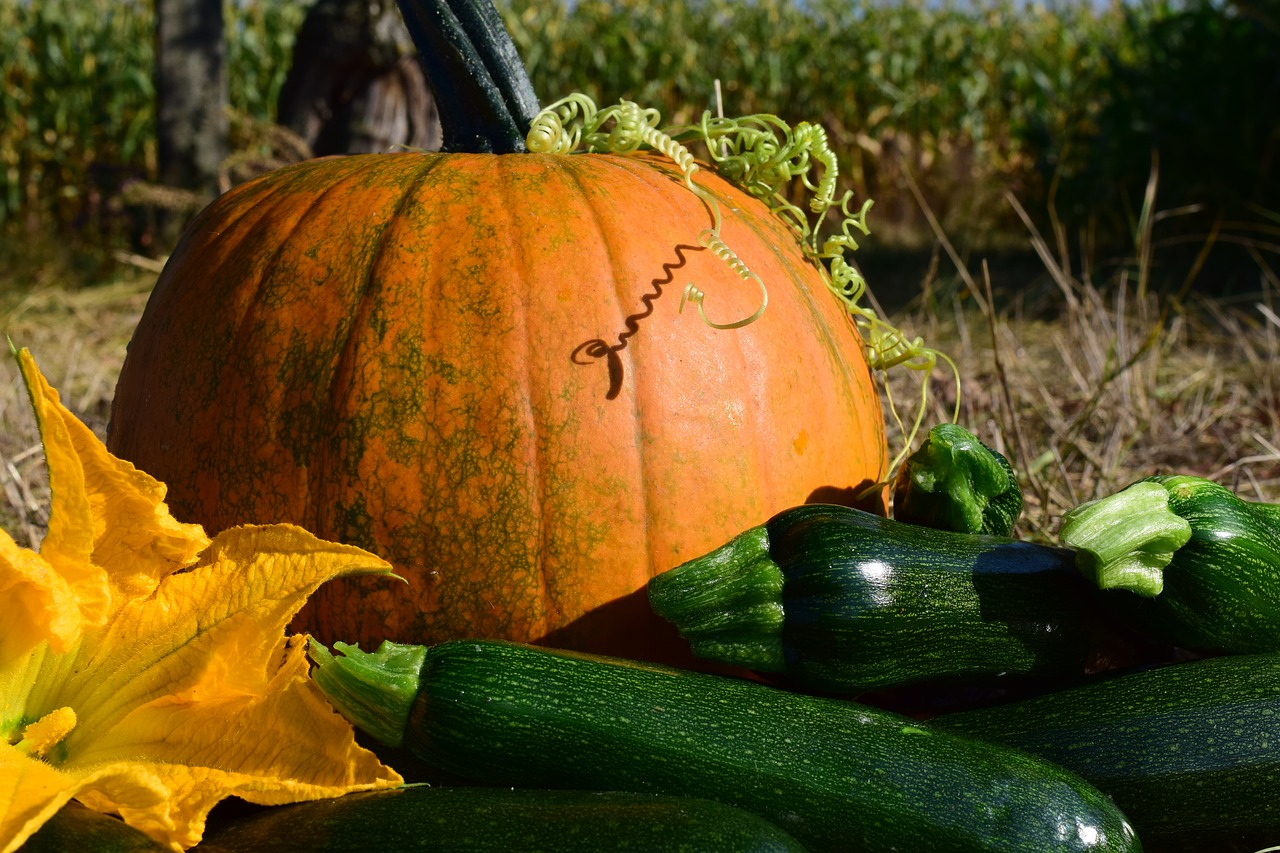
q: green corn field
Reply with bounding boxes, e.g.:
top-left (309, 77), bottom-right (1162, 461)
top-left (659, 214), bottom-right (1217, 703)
top-left (0, 0), bottom-right (1276, 283)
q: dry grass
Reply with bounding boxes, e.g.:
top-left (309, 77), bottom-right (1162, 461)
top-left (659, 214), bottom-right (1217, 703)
top-left (1, 240), bottom-right (1277, 551)
top-left (881, 246), bottom-right (1280, 540)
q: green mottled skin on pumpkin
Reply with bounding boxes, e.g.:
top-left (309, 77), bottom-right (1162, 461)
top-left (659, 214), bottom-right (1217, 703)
top-left (108, 151), bottom-right (887, 663)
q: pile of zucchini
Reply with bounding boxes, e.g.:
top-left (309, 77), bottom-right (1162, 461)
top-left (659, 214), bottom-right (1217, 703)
top-left (118, 424), bottom-right (1272, 852)
top-left (648, 425), bottom-right (1280, 850)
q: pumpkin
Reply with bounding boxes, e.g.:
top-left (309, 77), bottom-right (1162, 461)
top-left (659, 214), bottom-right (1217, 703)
top-left (107, 0), bottom-right (887, 664)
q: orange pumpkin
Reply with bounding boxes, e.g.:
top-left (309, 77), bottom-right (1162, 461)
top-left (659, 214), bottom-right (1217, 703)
top-left (107, 0), bottom-right (887, 664)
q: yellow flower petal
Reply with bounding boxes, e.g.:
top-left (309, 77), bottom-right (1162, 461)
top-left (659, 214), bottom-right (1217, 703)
top-left (0, 644), bottom-right (50, 742)
top-left (0, 744), bottom-right (168, 853)
top-left (6, 524), bottom-right (400, 850)
top-left (73, 636), bottom-right (400, 850)
top-left (0, 530), bottom-right (80, 660)
top-left (13, 349), bottom-right (109, 631)
top-left (36, 525), bottom-right (394, 738)
top-left (15, 348), bottom-right (210, 606)
top-left (67, 408), bottom-right (210, 601)
top-left (3, 350), bottom-right (403, 851)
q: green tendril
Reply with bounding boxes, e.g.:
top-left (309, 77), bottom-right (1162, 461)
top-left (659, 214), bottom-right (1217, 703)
top-left (681, 230), bottom-right (769, 329)
top-left (531, 95), bottom-right (763, 328)
top-left (527, 95), bottom-right (957, 478)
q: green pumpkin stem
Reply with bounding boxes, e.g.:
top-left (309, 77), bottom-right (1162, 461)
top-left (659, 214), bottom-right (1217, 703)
top-left (395, 0), bottom-right (540, 153)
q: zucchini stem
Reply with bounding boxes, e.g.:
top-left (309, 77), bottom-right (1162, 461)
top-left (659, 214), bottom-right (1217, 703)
top-left (309, 639), bottom-right (427, 747)
top-left (647, 526), bottom-right (786, 671)
top-left (892, 423), bottom-right (1023, 536)
top-left (1059, 481), bottom-right (1192, 597)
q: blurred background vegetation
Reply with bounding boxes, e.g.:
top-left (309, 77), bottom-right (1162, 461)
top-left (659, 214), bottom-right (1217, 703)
top-left (0, 0), bottom-right (1276, 540)
top-left (0, 0), bottom-right (1277, 297)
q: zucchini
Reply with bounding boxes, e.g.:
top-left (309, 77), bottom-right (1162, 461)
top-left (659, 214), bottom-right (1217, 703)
top-left (312, 638), bottom-right (1141, 853)
top-left (893, 423), bottom-right (1024, 536)
top-left (196, 786), bottom-right (806, 852)
top-left (647, 503), bottom-right (1111, 691)
top-left (936, 652), bottom-right (1280, 850)
top-left (1060, 475), bottom-right (1280, 652)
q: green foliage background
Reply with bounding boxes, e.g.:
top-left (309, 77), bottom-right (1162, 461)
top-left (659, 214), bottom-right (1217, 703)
top-left (1, 0), bottom-right (1276, 270)
top-left (0, 0), bottom-right (304, 241)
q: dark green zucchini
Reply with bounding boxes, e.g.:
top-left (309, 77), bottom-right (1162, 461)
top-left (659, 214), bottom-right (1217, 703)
top-left (1060, 475), bottom-right (1280, 652)
top-left (936, 652), bottom-right (1280, 850)
top-left (647, 503), bottom-right (1111, 691)
top-left (893, 423), bottom-right (1024, 536)
top-left (195, 786), bottom-right (806, 852)
top-left (311, 638), bottom-right (1141, 853)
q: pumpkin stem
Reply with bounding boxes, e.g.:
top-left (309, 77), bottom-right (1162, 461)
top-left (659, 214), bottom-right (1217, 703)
top-left (395, 0), bottom-right (541, 153)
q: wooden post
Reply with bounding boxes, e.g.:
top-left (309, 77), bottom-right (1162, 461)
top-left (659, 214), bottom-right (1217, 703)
top-left (155, 0), bottom-right (228, 202)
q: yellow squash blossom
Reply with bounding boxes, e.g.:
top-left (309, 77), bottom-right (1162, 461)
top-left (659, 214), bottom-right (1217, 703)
top-left (0, 347), bottom-right (403, 852)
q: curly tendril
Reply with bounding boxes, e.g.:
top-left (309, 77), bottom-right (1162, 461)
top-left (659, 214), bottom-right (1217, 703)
top-left (526, 94), bottom-right (596, 154)
top-left (530, 95), bottom-right (763, 329)
top-left (680, 230), bottom-right (769, 330)
top-left (670, 108), bottom-right (959, 471)
top-left (527, 95), bottom-right (958, 480)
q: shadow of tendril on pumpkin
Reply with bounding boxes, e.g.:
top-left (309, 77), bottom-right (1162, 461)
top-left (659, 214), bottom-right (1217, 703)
top-left (570, 243), bottom-right (703, 401)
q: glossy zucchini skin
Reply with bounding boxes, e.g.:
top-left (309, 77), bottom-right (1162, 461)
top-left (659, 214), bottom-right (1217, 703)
top-left (196, 786), bottom-right (806, 852)
top-left (1125, 476), bottom-right (1280, 652)
top-left (936, 652), bottom-right (1280, 850)
top-left (403, 639), bottom-right (1140, 853)
top-left (649, 503), bottom-right (1108, 691)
